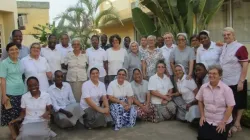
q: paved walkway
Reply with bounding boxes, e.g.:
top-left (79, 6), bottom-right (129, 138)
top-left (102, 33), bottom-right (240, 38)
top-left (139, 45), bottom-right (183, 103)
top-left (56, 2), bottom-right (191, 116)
top-left (0, 121), bottom-right (249, 140)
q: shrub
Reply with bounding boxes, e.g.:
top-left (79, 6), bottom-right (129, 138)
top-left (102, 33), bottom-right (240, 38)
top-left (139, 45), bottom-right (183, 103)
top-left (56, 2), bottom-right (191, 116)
top-left (241, 95), bottom-right (250, 128)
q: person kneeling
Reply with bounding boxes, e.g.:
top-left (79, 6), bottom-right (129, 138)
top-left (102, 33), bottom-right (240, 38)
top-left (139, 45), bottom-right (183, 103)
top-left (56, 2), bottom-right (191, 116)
top-left (80, 68), bottom-right (112, 129)
top-left (47, 70), bottom-right (84, 128)
top-left (9, 76), bottom-right (56, 140)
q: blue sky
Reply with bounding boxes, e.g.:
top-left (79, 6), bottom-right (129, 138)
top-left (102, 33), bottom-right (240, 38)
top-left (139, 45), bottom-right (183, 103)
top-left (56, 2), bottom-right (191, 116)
top-left (17, 0), bottom-right (79, 22)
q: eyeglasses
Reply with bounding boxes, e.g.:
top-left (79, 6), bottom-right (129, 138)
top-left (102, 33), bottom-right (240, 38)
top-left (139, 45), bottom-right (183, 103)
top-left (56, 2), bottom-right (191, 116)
top-left (177, 39), bottom-right (186, 42)
top-left (72, 43), bottom-right (80, 46)
top-left (223, 33), bottom-right (232, 37)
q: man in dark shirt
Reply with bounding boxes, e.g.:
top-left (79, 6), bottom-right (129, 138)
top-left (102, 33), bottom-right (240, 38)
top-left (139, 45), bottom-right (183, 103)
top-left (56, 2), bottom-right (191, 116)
top-left (100, 34), bottom-right (111, 50)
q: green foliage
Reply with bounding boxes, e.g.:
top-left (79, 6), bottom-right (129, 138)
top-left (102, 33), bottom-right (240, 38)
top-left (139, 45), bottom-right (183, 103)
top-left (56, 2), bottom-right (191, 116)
top-left (132, 0), bottom-right (224, 38)
top-left (241, 95), bottom-right (250, 128)
top-left (32, 21), bottom-right (64, 44)
top-left (55, 0), bottom-right (122, 49)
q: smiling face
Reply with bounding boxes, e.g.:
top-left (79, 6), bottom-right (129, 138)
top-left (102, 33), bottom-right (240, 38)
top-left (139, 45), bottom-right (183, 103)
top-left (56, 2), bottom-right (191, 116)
top-left (208, 68), bottom-right (221, 84)
top-left (48, 36), bottom-right (57, 49)
top-left (147, 38), bottom-right (156, 47)
top-left (156, 63), bottom-right (166, 75)
top-left (90, 69), bottom-right (100, 82)
top-left (223, 31), bottom-right (235, 44)
top-left (54, 71), bottom-right (63, 85)
top-left (175, 66), bottom-right (184, 79)
top-left (101, 35), bottom-right (107, 45)
top-left (140, 37), bottom-right (147, 47)
top-left (157, 37), bottom-right (164, 48)
top-left (61, 34), bottom-right (69, 46)
top-left (72, 40), bottom-right (81, 51)
top-left (112, 37), bottom-right (120, 48)
top-left (164, 34), bottom-right (173, 46)
top-left (12, 30), bottom-right (23, 47)
top-left (130, 43), bottom-right (138, 54)
top-left (8, 45), bottom-right (19, 59)
top-left (27, 79), bottom-right (39, 95)
top-left (177, 35), bottom-right (186, 47)
top-left (195, 65), bottom-right (207, 79)
top-left (191, 37), bottom-right (200, 47)
top-left (91, 37), bottom-right (99, 48)
top-left (30, 44), bottom-right (41, 57)
top-left (133, 69), bottom-right (142, 83)
top-left (124, 37), bottom-right (131, 48)
top-left (199, 34), bottom-right (210, 47)
top-left (117, 70), bottom-right (126, 83)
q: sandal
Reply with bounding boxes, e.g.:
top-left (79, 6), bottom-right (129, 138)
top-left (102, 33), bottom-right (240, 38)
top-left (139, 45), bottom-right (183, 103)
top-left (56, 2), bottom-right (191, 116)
top-left (235, 125), bottom-right (242, 131)
top-left (228, 129), bottom-right (233, 138)
top-left (231, 125), bottom-right (238, 133)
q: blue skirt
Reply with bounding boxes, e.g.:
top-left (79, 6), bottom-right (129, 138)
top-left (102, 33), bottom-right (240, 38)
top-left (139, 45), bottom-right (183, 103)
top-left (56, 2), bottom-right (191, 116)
top-left (110, 97), bottom-right (137, 130)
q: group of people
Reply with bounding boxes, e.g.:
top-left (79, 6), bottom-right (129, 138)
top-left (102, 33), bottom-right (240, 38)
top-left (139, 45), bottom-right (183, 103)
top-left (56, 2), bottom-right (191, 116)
top-left (0, 26), bottom-right (248, 140)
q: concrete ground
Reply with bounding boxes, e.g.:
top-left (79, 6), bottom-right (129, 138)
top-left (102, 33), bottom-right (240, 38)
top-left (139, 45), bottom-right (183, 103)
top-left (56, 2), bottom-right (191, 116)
top-left (0, 121), bottom-right (249, 140)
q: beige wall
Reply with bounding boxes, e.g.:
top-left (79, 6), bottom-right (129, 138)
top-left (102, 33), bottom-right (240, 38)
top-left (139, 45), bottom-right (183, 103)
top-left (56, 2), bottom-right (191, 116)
top-left (18, 8), bottom-right (49, 35)
top-left (0, 0), bottom-right (17, 50)
top-left (100, 20), bottom-right (135, 41)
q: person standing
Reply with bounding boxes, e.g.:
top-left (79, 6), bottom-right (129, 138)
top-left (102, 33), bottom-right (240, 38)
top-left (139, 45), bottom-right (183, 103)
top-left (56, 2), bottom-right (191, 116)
top-left (100, 34), bottom-right (111, 51)
top-left (1, 29), bottom-right (29, 61)
top-left (63, 38), bottom-right (88, 102)
top-left (139, 36), bottom-right (148, 54)
top-left (86, 35), bottom-right (107, 83)
top-left (106, 34), bottom-right (127, 82)
top-left (156, 36), bottom-right (164, 48)
top-left (41, 35), bottom-right (62, 75)
top-left (0, 43), bottom-right (26, 128)
top-left (220, 27), bottom-right (249, 133)
top-left (123, 36), bottom-right (131, 52)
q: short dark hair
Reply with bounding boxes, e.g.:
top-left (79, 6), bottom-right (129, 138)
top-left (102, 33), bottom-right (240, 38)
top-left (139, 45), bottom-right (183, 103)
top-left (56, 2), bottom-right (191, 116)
top-left (48, 34), bottom-right (57, 40)
top-left (6, 42), bottom-right (17, 52)
top-left (133, 68), bottom-right (141, 74)
top-left (190, 34), bottom-right (199, 43)
top-left (140, 36), bottom-right (147, 40)
top-left (196, 63), bottom-right (207, 72)
top-left (124, 36), bottom-right (130, 40)
top-left (198, 32), bottom-right (209, 38)
top-left (61, 33), bottom-right (69, 38)
top-left (26, 76), bottom-right (39, 85)
top-left (11, 29), bottom-right (22, 37)
top-left (91, 35), bottom-right (99, 41)
top-left (156, 60), bottom-right (166, 69)
top-left (208, 65), bottom-right (223, 76)
top-left (54, 70), bottom-right (63, 76)
top-left (90, 67), bottom-right (99, 75)
top-left (109, 34), bottom-right (121, 45)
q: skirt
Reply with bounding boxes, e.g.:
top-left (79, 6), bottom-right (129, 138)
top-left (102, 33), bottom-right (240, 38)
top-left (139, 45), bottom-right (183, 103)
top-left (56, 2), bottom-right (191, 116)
top-left (173, 96), bottom-right (200, 122)
top-left (110, 97), bottom-right (137, 130)
top-left (54, 103), bottom-right (84, 128)
top-left (16, 121), bottom-right (56, 140)
top-left (229, 80), bottom-right (247, 110)
top-left (68, 81), bottom-right (84, 102)
top-left (83, 107), bottom-right (113, 129)
top-left (153, 101), bottom-right (176, 122)
top-left (136, 103), bottom-right (157, 122)
top-left (197, 122), bottom-right (231, 140)
top-left (1, 95), bottom-right (22, 126)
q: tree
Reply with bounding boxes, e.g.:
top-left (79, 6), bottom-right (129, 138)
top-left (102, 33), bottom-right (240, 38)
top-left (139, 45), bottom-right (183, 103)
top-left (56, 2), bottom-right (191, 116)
top-left (132, 0), bottom-right (224, 38)
top-left (32, 21), bottom-right (64, 45)
top-left (55, 0), bottom-right (122, 49)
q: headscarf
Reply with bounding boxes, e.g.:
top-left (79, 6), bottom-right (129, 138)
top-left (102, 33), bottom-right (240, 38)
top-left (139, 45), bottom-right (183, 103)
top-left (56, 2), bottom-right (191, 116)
top-left (129, 41), bottom-right (139, 54)
top-left (199, 30), bottom-right (210, 38)
top-left (177, 33), bottom-right (188, 45)
top-left (175, 64), bottom-right (186, 74)
top-left (200, 62), bottom-right (209, 72)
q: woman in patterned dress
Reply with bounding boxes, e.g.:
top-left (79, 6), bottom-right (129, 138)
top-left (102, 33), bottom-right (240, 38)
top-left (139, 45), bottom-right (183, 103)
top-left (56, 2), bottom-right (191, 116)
top-left (107, 69), bottom-right (137, 130)
top-left (131, 68), bottom-right (156, 122)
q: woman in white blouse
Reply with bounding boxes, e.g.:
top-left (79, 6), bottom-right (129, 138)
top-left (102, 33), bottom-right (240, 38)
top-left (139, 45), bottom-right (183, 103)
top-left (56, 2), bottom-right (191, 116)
top-left (9, 76), bottom-right (56, 140)
top-left (80, 67), bottom-right (112, 129)
top-left (21, 43), bottom-right (52, 91)
top-left (107, 69), bottom-right (137, 130)
top-left (63, 38), bottom-right (88, 102)
top-left (171, 64), bottom-right (200, 122)
top-left (106, 34), bottom-right (127, 83)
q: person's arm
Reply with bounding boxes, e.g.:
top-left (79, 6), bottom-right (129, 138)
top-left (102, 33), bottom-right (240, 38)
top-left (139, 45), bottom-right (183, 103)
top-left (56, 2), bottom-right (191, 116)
top-left (146, 92), bottom-right (150, 106)
top-left (198, 101), bottom-right (205, 118)
top-left (238, 61), bottom-right (248, 84)
top-left (85, 98), bottom-right (104, 113)
top-left (133, 96), bottom-right (144, 108)
top-left (104, 61), bottom-right (108, 75)
top-left (188, 60), bottom-right (194, 77)
top-left (108, 95), bottom-right (121, 104)
top-left (142, 60), bottom-right (147, 78)
top-left (102, 95), bottom-right (109, 108)
top-left (150, 90), bottom-right (167, 100)
top-left (127, 96), bottom-right (133, 107)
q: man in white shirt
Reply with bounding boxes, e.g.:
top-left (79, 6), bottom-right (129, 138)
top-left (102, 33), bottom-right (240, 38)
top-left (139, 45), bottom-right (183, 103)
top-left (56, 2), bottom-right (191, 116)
top-left (41, 35), bottom-right (63, 77)
top-left (56, 34), bottom-right (73, 80)
top-left (47, 70), bottom-right (84, 128)
top-left (161, 32), bottom-right (176, 76)
top-left (86, 35), bottom-right (108, 83)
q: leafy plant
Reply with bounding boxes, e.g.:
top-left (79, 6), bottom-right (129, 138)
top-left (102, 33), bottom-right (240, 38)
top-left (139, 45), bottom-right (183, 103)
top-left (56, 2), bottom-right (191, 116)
top-left (241, 95), bottom-right (250, 128)
top-left (55, 0), bottom-right (122, 49)
top-left (32, 21), bottom-right (64, 45)
top-left (132, 0), bottom-right (224, 38)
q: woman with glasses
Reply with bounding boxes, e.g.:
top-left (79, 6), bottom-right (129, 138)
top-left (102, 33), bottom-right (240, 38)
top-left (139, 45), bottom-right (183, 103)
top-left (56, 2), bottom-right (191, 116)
top-left (148, 60), bottom-right (176, 122)
top-left (170, 33), bottom-right (195, 80)
top-left (21, 43), bottom-right (52, 91)
top-left (107, 69), bottom-right (137, 130)
top-left (62, 38), bottom-right (88, 102)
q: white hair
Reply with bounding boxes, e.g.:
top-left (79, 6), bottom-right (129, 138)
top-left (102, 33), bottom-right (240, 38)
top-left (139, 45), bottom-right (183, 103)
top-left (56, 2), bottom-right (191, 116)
top-left (71, 38), bottom-right (81, 44)
top-left (223, 27), bottom-right (235, 34)
top-left (147, 35), bottom-right (156, 41)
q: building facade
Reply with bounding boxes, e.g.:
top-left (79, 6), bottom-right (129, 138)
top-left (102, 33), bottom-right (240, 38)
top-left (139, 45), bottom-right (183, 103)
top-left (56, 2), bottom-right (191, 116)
top-left (0, 0), bottom-right (17, 57)
top-left (17, 1), bottom-right (50, 46)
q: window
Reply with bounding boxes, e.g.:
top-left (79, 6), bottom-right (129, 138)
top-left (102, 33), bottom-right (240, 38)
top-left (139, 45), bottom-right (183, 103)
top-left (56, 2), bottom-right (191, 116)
top-left (18, 14), bottom-right (28, 30)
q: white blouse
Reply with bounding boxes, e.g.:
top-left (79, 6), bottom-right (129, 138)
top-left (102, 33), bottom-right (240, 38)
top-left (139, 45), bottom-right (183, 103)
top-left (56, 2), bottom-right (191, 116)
top-left (107, 80), bottom-right (133, 98)
top-left (106, 48), bottom-right (127, 75)
top-left (177, 75), bottom-right (197, 103)
top-left (21, 55), bottom-right (51, 91)
top-left (21, 91), bottom-right (52, 124)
